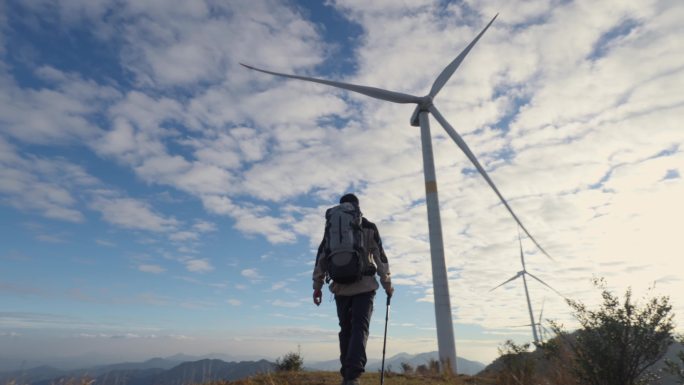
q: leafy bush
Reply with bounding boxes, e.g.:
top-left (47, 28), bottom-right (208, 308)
top-left (496, 340), bottom-right (536, 385)
top-left (275, 351), bottom-right (304, 372)
top-left (400, 361), bottom-right (414, 375)
top-left (551, 278), bottom-right (675, 385)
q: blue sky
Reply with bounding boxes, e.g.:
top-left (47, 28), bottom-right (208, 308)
top-left (1, 0), bottom-right (683, 368)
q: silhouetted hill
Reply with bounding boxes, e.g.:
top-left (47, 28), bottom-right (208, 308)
top-left (87, 357), bottom-right (183, 375)
top-left (0, 365), bottom-right (66, 384)
top-left (3, 359), bottom-right (275, 385)
top-left (153, 359), bottom-right (274, 385)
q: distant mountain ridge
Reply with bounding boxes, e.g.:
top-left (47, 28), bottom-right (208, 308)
top-left (308, 351), bottom-right (486, 376)
top-left (0, 358), bottom-right (275, 385)
top-left (0, 352), bottom-right (488, 384)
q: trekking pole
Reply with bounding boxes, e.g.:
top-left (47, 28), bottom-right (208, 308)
top-left (380, 295), bottom-right (391, 385)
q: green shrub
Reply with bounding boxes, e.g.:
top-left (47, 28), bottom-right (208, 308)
top-left (275, 351), bottom-right (304, 372)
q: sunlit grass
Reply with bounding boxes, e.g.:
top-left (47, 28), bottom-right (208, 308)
top-left (3, 378), bottom-right (95, 385)
top-left (202, 370), bottom-right (499, 385)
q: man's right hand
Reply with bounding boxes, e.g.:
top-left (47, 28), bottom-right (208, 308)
top-left (386, 286), bottom-right (394, 298)
top-left (313, 289), bottom-right (322, 306)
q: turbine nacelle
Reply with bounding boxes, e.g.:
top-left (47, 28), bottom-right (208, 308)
top-left (411, 97), bottom-right (434, 127)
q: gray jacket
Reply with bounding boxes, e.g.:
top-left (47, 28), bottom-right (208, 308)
top-left (313, 217), bottom-right (392, 296)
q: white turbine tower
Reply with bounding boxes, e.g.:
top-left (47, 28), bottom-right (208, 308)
top-left (242, 14), bottom-right (551, 373)
top-left (490, 230), bottom-right (561, 345)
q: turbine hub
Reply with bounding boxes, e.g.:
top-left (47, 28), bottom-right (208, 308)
top-left (410, 96), bottom-right (434, 127)
top-left (419, 95), bottom-right (434, 110)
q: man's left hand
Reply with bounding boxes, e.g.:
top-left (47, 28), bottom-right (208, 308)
top-left (313, 289), bottom-right (322, 306)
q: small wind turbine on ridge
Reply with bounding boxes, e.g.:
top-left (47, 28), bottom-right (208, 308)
top-left (490, 229), bottom-right (562, 345)
top-left (242, 14), bottom-right (552, 373)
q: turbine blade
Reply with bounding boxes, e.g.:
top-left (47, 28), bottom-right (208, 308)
top-left (518, 227), bottom-right (526, 269)
top-left (429, 14), bottom-right (498, 98)
top-left (527, 272), bottom-right (564, 298)
top-left (489, 271), bottom-right (523, 292)
top-left (538, 298), bottom-right (546, 324)
top-left (428, 104), bottom-right (553, 260)
top-left (240, 63), bottom-right (422, 104)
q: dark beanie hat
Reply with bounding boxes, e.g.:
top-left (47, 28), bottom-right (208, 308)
top-left (339, 193), bottom-right (359, 206)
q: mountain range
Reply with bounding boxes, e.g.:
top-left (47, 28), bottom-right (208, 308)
top-left (308, 351), bottom-right (486, 376)
top-left (0, 351), bottom-right (487, 384)
top-left (0, 358), bottom-right (274, 385)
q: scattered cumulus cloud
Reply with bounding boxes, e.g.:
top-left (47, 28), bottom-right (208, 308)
top-left (271, 299), bottom-right (300, 308)
top-left (241, 268), bottom-right (263, 282)
top-left (95, 239), bottom-right (116, 247)
top-left (184, 259), bottom-right (214, 273)
top-left (138, 264), bottom-right (166, 274)
top-left (169, 231), bottom-right (200, 242)
top-left (91, 197), bottom-right (179, 233)
top-left (193, 220), bottom-right (217, 233)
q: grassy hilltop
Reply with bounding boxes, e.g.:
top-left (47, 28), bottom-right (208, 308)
top-left (204, 370), bottom-right (493, 385)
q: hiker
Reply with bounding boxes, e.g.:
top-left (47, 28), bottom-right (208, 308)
top-left (312, 193), bottom-right (394, 385)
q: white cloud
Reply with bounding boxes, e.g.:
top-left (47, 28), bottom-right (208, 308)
top-left (241, 268), bottom-right (263, 282)
top-left (0, 138), bottom-right (98, 222)
top-left (138, 264), bottom-right (166, 274)
top-left (184, 259), bottom-right (214, 273)
top-left (193, 220), bottom-right (217, 233)
top-left (271, 281), bottom-right (288, 291)
top-left (96, 239), bottom-right (116, 247)
top-left (201, 196), bottom-right (296, 243)
top-left (227, 299), bottom-right (242, 306)
top-left (169, 231), bottom-right (199, 242)
top-left (91, 197), bottom-right (179, 233)
top-left (118, 1), bottom-right (326, 88)
top-left (0, 66), bottom-right (119, 145)
top-left (271, 299), bottom-right (300, 308)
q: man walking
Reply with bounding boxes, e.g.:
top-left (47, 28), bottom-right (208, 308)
top-left (313, 193), bottom-right (393, 385)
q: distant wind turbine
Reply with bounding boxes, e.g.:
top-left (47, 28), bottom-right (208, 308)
top-left (535, 299), bottom-right (552, 343)
top-left (242, 14), bottom-right (551, 373)
top-left (491, 229), bottom-right (562, 345)
top-left (506, 297), bottom-right (552, 344)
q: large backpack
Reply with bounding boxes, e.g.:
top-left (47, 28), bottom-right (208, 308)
top-left (324, 202), bottom-right (375, 284)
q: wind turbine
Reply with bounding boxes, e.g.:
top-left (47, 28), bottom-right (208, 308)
top-left (535, 299), bottom-right (552, 343)
top-left (242, 14), bottom-right (551, 373)
top-left (506, 298), bottom-right (551, 344)
top-left (490, 230), bottom-right (561, 345)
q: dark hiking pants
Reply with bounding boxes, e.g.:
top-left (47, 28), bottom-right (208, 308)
top-left (335, 290), bottom-right (375, 381)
